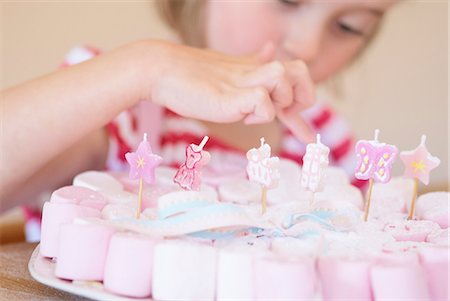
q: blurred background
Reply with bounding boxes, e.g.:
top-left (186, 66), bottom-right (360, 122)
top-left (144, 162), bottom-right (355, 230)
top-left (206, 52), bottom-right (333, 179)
top-left (1, 1), bottom-right (448, 242)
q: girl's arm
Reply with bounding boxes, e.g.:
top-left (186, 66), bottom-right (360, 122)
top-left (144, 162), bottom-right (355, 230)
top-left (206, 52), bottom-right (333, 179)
top-left (1, 43), bottom-right (149, 210)
top-left (1, 40), bottom-right (315, 211)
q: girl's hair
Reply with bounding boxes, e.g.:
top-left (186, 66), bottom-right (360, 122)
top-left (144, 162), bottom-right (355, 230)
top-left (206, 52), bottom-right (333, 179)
top-left (155, 0), bottom-right (206, 47)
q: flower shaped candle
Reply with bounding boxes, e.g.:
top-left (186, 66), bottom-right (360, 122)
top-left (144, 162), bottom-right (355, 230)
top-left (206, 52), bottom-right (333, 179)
top-left (355, 129), bottom-right (398, 221)
top-left (174, 136), bottom-right (211, 191)
top-left (125, 133), bottom-right (163, 218)
top-left (246, 137), bottom-right (280, 214)
top-left (400, 135), bottom-right (440, 219)
top-left (301, 134), bottom-right (330, 193)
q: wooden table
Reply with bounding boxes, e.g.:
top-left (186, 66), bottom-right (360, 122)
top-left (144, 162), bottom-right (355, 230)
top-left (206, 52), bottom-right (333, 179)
top-left (0, 242), bottom-right (88, 300)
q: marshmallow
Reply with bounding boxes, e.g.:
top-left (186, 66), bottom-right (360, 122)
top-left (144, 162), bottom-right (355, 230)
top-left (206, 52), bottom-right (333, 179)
top-left (73, 171), bottom-right (123, 192)
top-left (216, 247), bottom-right (257, 301)
top-left (50, 185), bottom-right (108, 210)
top-left (104, 233), bottom-right (158, 298)
top-left (102, 203), bottom-right (136, 220)
top-left (138, 185), bottom-right (176, 209)
top-left (267, 159), bottom-right (303, 205)
top-left (218, 178), bottom-right (261, 204)
top-left (323, 166), bottom-right (350, 186)
top-left (154, 166), bottom-right (178, 186)
top-left (202, 151), bottom-right (248, 187)
top-left (55, 223), bottom-right (115, 280)
top-left (419, 246), bottom-right (449, 301)
top-left (384, 220), bottom-right (440, 242)
top-left (426, 228), bottom-right (449, 246)
top-left (371, 261), bottom-right (430, 300)
top-left (99, 189), bottom-right (137, 205)
top-left (416, 192), bottom-right (449, 228)
top-left (314, 184), bottom-right (364, 210)
top-left (271, 237), bottom-right (319, 258)
top-left (157, 190), bottom-right (217, 219)
top-left (255, 255), bottom-right (316, 300)
top-left (371, 177), bottom-right (414, 216)
top-left (318, 256), bottom-right (372, 300)
top-left (382, 240), bottom-right (432, 253)
top-left (152, 240), bottom-right (216, 300)
top-left (40, 202), bottom-right (101, 258)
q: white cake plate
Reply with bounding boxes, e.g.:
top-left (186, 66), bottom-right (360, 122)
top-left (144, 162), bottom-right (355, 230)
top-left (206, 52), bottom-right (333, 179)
top-left (28, 244), bottom-right (152, 301)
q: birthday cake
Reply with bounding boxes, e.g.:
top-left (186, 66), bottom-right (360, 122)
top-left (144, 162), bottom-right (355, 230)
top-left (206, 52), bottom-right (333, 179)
top-left (36, 133), bottom-right (449, 300)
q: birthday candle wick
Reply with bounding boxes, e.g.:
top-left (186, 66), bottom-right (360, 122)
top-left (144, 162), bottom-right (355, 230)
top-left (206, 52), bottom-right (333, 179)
top-left (198, 135), bottom-right (209, 150)
top-left (260, 137), bottom-right (265, 147)
top-left (374, 129), bottom-right (380, 142)
top-left (420, 134), bottom-right (427, 145)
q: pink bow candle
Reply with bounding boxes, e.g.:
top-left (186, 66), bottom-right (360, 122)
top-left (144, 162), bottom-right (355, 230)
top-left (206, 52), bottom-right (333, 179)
top-left (400, 135), bottom-right (440, 219)
top-left (355, 129), bottom-right (398, 221)
top-left (246, 138), bottom-right (280, 214)
top-left (301, 134), bottom-right (330, 193)
top-left (125, 133), bottom-right (162, 218)
top-left (174, 136), bottom-right (211, 191)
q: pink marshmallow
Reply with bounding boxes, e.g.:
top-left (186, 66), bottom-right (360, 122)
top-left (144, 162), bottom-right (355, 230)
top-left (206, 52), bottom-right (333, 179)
top-left (50, 186), bottom-right (108, 210)
top-left (55, 223), bottom-right (115, 281)
top-left (318, 256), bottom-right (372, 300)
top-left (40, 202), bottom-right (101, 258)
top-left (255, 255), bottom-right (316, 300)
top-left (371, 261), bottom-right (430, 300)
top-left (104, 233), bottom-right (158, 298)
top-left (419, 246), bottom-right (449, 301)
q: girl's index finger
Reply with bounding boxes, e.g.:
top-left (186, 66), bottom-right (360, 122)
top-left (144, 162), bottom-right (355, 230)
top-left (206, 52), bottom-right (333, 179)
top-left (277, 108), bottom-right (315, 144)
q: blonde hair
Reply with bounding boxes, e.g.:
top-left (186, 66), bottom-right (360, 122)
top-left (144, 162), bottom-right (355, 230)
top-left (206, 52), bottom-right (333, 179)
top-left (155, 0), bottom-right (206, 47)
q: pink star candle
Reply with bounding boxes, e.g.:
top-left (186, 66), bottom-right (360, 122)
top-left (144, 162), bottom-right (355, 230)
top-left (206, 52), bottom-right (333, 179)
top-left (246, 138), bottom-right (280, 214)
top-left (400, 135), bottom-right (440, 220)
top-left (125, 133), bottom-right (162, 218)
top-left (301, 134), bottom-right (330, 193)
top-left (173, 136), bottom-right (211, 191)
top-left (355, 129), bottom-right (398, 221)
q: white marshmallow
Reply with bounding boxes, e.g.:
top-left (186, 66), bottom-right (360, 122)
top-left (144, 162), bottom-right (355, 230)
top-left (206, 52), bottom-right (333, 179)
top-left (152, 240), bottom-right (216, 301)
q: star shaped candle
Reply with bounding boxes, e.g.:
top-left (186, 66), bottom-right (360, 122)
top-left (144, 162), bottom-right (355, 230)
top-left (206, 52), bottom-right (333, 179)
top-left (125, 133), bottom-right (162, 218)
top-left (400, 135), bottom-right (440, 185)
top-left (400, 135), bottom-right (440, 220)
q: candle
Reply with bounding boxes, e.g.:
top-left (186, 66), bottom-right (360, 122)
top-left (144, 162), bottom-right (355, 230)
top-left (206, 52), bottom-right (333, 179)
top-left (355, 129), bottom-right (398, 221)
top-left (174, 136), bottom-right (211, 191)
top-left (301, 134), bottom-right (330, 193)
top-left (400, 135), bottom-right (440, 220)
top-left (125, 133), bottom-right (163, 218)
top-left (246, 137), bottom-right (280, 214)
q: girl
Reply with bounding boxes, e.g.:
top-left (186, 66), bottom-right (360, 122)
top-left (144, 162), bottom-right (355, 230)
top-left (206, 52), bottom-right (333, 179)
top-left (1, 0), bottom-right (397, 214)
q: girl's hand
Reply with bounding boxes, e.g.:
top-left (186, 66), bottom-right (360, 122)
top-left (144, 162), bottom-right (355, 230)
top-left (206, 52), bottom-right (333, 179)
top-left (139, 41), bottom-right (316, 143)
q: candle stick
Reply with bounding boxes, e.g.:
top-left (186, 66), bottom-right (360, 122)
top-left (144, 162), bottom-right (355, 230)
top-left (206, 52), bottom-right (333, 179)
top-left (400, 135), bottom-right (440, 220)
top-left (246, 138), bottom-right (280, 214)
top-left (355, 129), bottom-right (398, 221)
top-left (125, 133), bottom-right (162, 219)
top-left (174, 136), bottom-right (211, 191)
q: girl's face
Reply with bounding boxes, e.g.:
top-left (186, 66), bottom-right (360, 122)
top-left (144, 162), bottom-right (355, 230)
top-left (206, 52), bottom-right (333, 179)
top-left (206, 0), bottom-right (396, 83)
